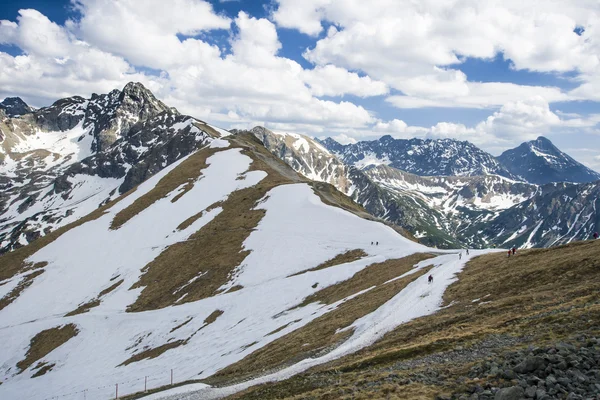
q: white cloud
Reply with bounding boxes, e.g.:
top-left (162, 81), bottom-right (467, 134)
top-left (278, 0), bottom-right (600, 108)
top-left (301, 64), bottom-right (388, 97)
top-left (477, 96), bottom-right (562, 141)
top-left (68, 0), bottom-right (230, 69)
top-left (271, 0), bottom-right (330, 36)
top-left (330, 133), bottom-right (357, 145)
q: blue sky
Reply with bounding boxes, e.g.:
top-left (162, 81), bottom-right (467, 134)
top-left (1, 0), bottom-right (600, 169)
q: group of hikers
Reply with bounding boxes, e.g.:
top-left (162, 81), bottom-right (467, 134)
top-left (371, 241), bottom-right (379, 245)
top-left (425, 231), bottom-right (600, 287)
top-left (507, 246), bottom-right (517, 257)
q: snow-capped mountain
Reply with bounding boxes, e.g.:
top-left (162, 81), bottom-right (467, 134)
top-left (0, 83), bottom-right (225, 253)
top-left (475, 181), bottom-right (600, 248)
top-left (257, 130), bottom-right (599, 249)
top-left (497, 136), bottom-right (600, 184)
top-left (321, 135), bottom-right (515, 178)
top-left (0, 126), bottom-right (487, 400)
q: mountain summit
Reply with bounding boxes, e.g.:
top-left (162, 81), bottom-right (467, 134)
top-left (497, 136), bottom-right (600, 184)
top-left (0, 97), bottom-right (33, 117)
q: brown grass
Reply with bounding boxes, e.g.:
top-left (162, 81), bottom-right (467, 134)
top-left (205, 310), bottom-right (224, 325)
top-left (126, 134), bottom-right (304, 312)
top-left (31, 362), bottom-right (55, 378)
top-left (204, 254), bottom-right (435, 387)
top-left (0, 269), bottom-right (44, 311)
top-left (64, 279), bottom-right (124, 316)
top-left (170, 317), bottom-right (194, 333)
top-left (110, 145), bottom-right (222, 230)
top-left (289, 249), bottom-right (367, 277)
top-left (119, 340), bottom-right (187, 367)
top-left (176, 201), bottom-right (223, 231)
top-left (17, 324), bottom-right (78, 373)
top-left (225, 240), bottom-right (600, 399)
top-left (296, 253), bottom-right (435, 307)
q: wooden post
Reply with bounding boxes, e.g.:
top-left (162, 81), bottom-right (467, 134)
top-left (145, 376), bottom-right (147, 392)
top-left (171, 369), bottom-right (173, 385)
top-left (115, 383), bottom-right (119, 399)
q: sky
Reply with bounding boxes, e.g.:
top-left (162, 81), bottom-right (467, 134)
top-left (1, 0), bottom-right (600, 170)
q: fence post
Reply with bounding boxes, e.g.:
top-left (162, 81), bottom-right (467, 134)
top-left (145, 376), bottom-right (147, 392)
top-left (115, 383), bottom-right (118, 399)
top-left (171, 369), bottom-right (173, 385)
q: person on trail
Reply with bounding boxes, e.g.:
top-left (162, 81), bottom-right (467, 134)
top-left (376, 241), bottom-right (379, 246)
top-left (466, 249), bottom-right (469, 255)
top-left (459, 252), bottom-right (462, 260)
top-left (507, 249), bottom-right (511, 258)
top-left (428, 275), bottom-right (433, 284)
top-left (594, 232), bottom-right (599, 240)
top-left (512, 247), bottom-right (516, 255)
top-left (371, 241), bottom-right (373, 245)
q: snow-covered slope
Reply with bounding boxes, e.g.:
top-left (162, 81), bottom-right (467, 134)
top-left (0, 132), bottom-right (494, 400)
top-left (0, 84), bottom-right (228, 253)
top-left (497, 136), bottom-right (600, 184)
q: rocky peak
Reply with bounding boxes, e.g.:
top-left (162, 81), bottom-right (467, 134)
top-left (0, 97), bottom-right (33, 117)
top-left (497, 137), bottom-right (600, 184)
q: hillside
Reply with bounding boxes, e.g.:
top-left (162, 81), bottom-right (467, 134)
top-left (0, 129), bottom-right (490, 400)
top-left (149, 239), bottom-right (600, 400)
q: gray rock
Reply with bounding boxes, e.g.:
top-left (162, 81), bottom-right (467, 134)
top-left (514, 356), bottom-right (546, 374)
top-left (494, 386), bottom-right (524, 400)
top-left (524, 386), bottom-right (536, 398)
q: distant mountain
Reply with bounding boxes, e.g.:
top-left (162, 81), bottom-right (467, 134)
top-left (476, 180), bottom-right (600, 248)
top-left (321, 135), bottom-right (515, 178)
top-left (0, 97), bottom-right (33, 117)
top-left (0, 83), bottom-right (225, 253)
top-left (259, 129), bottom-right (600, 249)
top-left (497, 136), bottom-right (600, 184)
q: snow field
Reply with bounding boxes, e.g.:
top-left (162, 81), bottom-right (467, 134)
top-left (145, 250), bottom-right (500, 400)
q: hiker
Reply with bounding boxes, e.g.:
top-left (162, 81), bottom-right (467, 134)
top-left (371, 241), bottom-right (373, 245)
top-left (594, 232), bottom-right (599, 240)
top-left (459, 252), bottom-right (462, 260)
top-left (376, 241), bottom-right (379, 246)
top-left (507, 249), bottom-right (511, 258)
top-left (466, 249), bottom-right (469, 255)
top-left (512, 247), bottom-right (516, 255)
top-left (428, 275), bottom-right (433, 284)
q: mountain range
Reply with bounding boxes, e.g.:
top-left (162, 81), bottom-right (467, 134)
top-left (255, 128), bottom-right (600, 249)
top-left (2, 86), bottom-right (599, 254)
top-left (1, 84), bottom-right (600, 400)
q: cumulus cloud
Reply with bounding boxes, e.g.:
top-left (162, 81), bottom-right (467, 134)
top-left (330, 133), bottom-right (358, 145)
top-left (477, 96), bottom-right (562, 141)
top-left (301, 64), bottom-right (388, 97)
top-left (277, 0), bottom-right (600, 108)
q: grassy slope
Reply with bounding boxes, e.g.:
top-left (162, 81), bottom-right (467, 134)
top-left (227, 239), bottom-right (600, 399)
